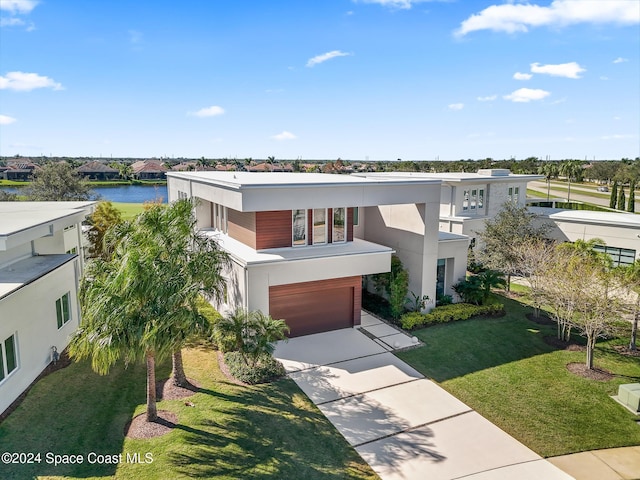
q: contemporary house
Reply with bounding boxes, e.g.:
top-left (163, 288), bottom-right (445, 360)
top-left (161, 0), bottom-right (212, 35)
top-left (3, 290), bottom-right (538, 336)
top-left (0, 201), bottom-right (95, 416)
top-left (167, 172), bottom-right (469, 337)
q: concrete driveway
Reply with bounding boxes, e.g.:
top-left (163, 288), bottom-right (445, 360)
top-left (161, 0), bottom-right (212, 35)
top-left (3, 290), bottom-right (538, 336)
top-left (274, 327), bottom-right (573, 480)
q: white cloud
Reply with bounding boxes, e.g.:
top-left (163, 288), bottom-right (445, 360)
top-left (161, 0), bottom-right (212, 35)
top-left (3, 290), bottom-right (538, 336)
top-left (503, 88), bottom-right (551, 103)
top-left (306, 50), bottom-right (351, 67)
top-left (613, 57), bottom-right (628, 63)
top-left (0, 16), bottom-right (23, 26)
top-left (530, 62), bottom-right (585, 79)
top-left (0, 0), bottom-right (38, 14)
top-left (189, 105), bottom-right (225, 117)
top-left (448, 103), bottom-right (464, 110)
top-left (455, 0), bottom-right (639, 36)
top-left (272, 131), bottom-right (297, 141)
top-left (0, 114), bottom-right (17, 125)
top-left (477, 94), bottom-right (497, 102)
top-left (513, 72), bottom-right (532, 80)
top-left (0, 71), bottom-right (63, 91)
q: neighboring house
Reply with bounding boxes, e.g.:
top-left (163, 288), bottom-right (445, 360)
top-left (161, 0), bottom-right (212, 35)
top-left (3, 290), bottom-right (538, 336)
top-left (357, 169), bottom-right (543, 245)
top-left (2, 160), bottom-right (40, 181)
top-left (131, 159), bottom-right (168, 180)
top-left (0, 201), bottom-right (96, 416)
top-left (529, 207), bottom-right (640, 266)
top-left (167, 171), bottom-right (468, 337)
top-left (76, 161), bottom-right (119, 180)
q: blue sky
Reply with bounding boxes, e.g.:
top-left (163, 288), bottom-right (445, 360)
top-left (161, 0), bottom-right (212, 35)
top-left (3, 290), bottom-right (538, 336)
top-left (1, 0), bottom-right (638, 161)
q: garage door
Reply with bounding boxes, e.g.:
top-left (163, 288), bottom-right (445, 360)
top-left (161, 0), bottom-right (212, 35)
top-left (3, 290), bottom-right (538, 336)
top-left (269, 277), bottom-right (361, 337)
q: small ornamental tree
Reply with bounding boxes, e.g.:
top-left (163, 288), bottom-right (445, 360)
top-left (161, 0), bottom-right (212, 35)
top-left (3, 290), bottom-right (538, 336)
top-left (27, 162), bottom-right (94, 201)
top-left (617, 186), bottom-right (626, 211)
top-left (86, 201), bottom-right (123, 259)
top-left (372, 255), bottom-right (410, 319)
top-left (628, 181), bottom-right (635, 213)
top-left (609, 181), bottom-right (618, 209)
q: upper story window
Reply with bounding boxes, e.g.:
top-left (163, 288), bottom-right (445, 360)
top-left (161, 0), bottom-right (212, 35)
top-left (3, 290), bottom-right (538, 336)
top-left (292, 209), bottom-right (307, 246)
top-left (470, 189), bottom-right (477, 210)
top-left (64, 225), bottom-right (76, 231)
top-left (177, 190), bottom-right (188, 200)
top-left (353, 207), bottom-right (359, 226)
top-left (478, 189), bottom-right (484, 210)
top-left (508, 187), bottom-right (520, 203)
top-left (333, 207), bottom-right (346, 243)
top-left (462, 190), bottom-right (469, 211)
top-left (0, 333), bottom-right (18, 383)
top-left (313, 209), bottom-right (327, 245)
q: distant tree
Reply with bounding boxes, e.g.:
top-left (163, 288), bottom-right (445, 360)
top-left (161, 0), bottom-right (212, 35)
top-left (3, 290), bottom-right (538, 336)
top-left (610, 181), bottom-right (618, 209)
top-left (617, 186), bottom-right (626, 211)
top-left (628, 181), bottom-right (636, 213)
top-left (266, 156), bottom-right (275, 165)
top-left (559, 160), bottom-right (583, 202)
top-left (27, 162), bottom-right (94, 201)
top-left (476, 203), bottom-right (550, 290)
top-left (86, 201), bottom-right (123, 260)
top-left (0, 190), bottom-right (18, 201)
top-left (615, 260), bottom-right (640, 351)
top-left (538, 162), bottom-right (559, 200)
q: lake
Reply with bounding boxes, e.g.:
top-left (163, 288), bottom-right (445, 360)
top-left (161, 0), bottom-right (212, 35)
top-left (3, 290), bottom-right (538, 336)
top-left (0, 184), bottom-right (168, 203)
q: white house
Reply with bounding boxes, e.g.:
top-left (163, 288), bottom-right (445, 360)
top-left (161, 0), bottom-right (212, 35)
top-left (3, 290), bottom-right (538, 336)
top-left (0, 201), bottom-right (95, 416)
top-left (167, 171), bottom-right (469, 337)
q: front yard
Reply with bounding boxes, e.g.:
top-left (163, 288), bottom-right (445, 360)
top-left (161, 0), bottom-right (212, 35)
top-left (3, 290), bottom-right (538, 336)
top-left (397, 295), bottom-right (640, 457)
top-left (0, 348), bottom-right (377, 480)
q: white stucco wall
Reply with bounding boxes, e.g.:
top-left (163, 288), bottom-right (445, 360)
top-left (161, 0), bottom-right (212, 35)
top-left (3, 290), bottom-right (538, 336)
top-left (0, 259), bottom-right (80, 415)
top-left (437, 237), bottom-right (469, 298)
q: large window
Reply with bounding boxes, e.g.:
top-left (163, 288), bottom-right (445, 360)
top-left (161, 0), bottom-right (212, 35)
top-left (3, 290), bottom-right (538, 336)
top-left (0, 334), bottom-right (18, 382)
top-left (353, 207), bottom-right (359, 226)
top-left (478, 189), bottom-right (485, 210)
top-left (292, 209), bottom-right (307, 246)
top-left (593, 245), bottom-right (636, 267)
top-left (333, 207), bottom-right (346, 243)
top-left (56, 292), bottom-right (71, 329)
top-left (313, 209), bottom-right (327, 245)
top-left (470, 189), bottom-right (477, 210)
top-left (462, 190), bottom-right (469, 211)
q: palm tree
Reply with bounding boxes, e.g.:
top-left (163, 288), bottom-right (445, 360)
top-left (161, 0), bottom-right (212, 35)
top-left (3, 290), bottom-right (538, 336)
top-left (70, 199), bottom-right (229, 421)
top-left (559, 160), bottom-right (583, 202)
top-left (538, 162), bottom-right (559, 200)
top-left (477, 270), bottom-right (506, 304)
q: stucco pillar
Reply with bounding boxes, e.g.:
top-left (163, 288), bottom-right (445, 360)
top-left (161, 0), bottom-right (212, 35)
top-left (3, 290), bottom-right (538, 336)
top-left (420, 200), bottom-right (440, 310)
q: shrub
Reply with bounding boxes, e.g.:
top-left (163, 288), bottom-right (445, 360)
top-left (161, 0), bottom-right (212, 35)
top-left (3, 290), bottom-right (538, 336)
top-left (400, 303), bottom-right (504, 330)
top-left (223, 351), bottom-right (286, 384)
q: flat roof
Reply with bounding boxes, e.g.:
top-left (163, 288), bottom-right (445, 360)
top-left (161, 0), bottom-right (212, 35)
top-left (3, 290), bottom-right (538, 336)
top-left (0, 254), bottom-right (75, 300)
top-left (167, 171), bottom-right (441, 188)
top-left (356, 171), bottom-right (543, 183)
top-left (0, 201), bottom-right (96, 237)
top-left (438, 231), bottom-right (469, 242)
top-left (529, 207), bottom-right (640, 228)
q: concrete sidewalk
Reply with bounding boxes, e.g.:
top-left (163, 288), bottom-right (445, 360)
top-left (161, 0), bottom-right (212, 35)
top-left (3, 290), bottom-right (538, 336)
top-left (275, 315), bottom-right (573, 480)
top-left (549, 446), bottom-right (640, 480)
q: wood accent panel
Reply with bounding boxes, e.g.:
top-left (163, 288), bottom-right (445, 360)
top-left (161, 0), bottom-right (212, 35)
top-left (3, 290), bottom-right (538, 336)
top-left (307, 209), bottom-right (313, 245)
top-left (227, 209), bottom-right (256, 249)
top-left (327, 208), bottom-right (333, 244)
top-left (269, 276), bottom-right (362, 337)
top-left (347, 207), bottom-right (354, 242)
top-left (255, 210), bottom-right (292, 250)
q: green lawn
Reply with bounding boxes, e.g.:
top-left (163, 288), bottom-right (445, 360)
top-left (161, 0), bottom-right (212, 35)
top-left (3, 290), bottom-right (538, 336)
top-left (112, 202), bottom-right (146, 220)
top-left (397, 295), bottom-right (640, 458)
top-left (0, 348), bottom-right (377, 480)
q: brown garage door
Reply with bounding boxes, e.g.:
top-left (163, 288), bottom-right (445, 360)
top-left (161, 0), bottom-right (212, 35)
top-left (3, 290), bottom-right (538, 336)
top-left (269, 277), bottom-right (361, 337)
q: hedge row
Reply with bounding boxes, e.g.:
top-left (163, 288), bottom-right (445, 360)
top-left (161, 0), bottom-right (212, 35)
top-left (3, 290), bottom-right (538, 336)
top-left (223, 351), bottom-right (286, 385)
top-left (400, 303), bottom-right (504, 330)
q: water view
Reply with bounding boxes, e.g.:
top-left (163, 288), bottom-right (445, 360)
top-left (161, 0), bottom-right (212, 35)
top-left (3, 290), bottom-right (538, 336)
top-left (0, 184), bottom-right (167, 204)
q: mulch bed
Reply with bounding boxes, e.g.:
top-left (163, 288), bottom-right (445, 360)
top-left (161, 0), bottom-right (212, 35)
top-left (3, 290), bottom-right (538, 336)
top-left (0, 350), bottom-right (72, 424)
top-left (156, 377), bottom-right (199, 400)
top-left (543, 336), bottom-right (586, 351)
top-left (613, 345), bottom-right (640, 358)
top-left (124, 410), bottom-right (178, 439)
top-left (526, 313), bottom-right (555, 326)
top-left (216, 351), bottom-right (248, 386)
top-left (566, 362), bottom-right (614, 381)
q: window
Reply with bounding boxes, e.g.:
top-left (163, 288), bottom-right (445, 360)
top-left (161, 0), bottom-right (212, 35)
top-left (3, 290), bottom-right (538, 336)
top-left (333, 207), bottom-right (346, 243)
top-left (64, 225), bottom-right (76, 231)
top-left (462, 190), bottom-right (469, 211)
top-left (292, 209), bottom-right (307, 246)
top-left (478, 189), bottom-right (484, 210)
top-left (353, 207), bottom-right (359, 226)
top-left (0, 334), bottom-right (18, 382)
top-left (436, 259), bottom-right (446, 298)
top-left (313, 209), bottom-right (327, 244)
top-left (56, 292), bottom-right (71, 329)
top-left (593, 245), bottom-right (636, 267)
top-left (514, 187), bottom-right (520, 203)
top-left (471, 190), bottom-right (477, 210)
top-left (177, 190), bottom-right (188, 200)
top-left (66, 247), bottom-right (77, 255)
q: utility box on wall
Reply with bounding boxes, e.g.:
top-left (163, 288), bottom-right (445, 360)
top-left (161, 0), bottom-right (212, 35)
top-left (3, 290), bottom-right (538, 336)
top-left (616, 383), bottom-right (640, 413)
